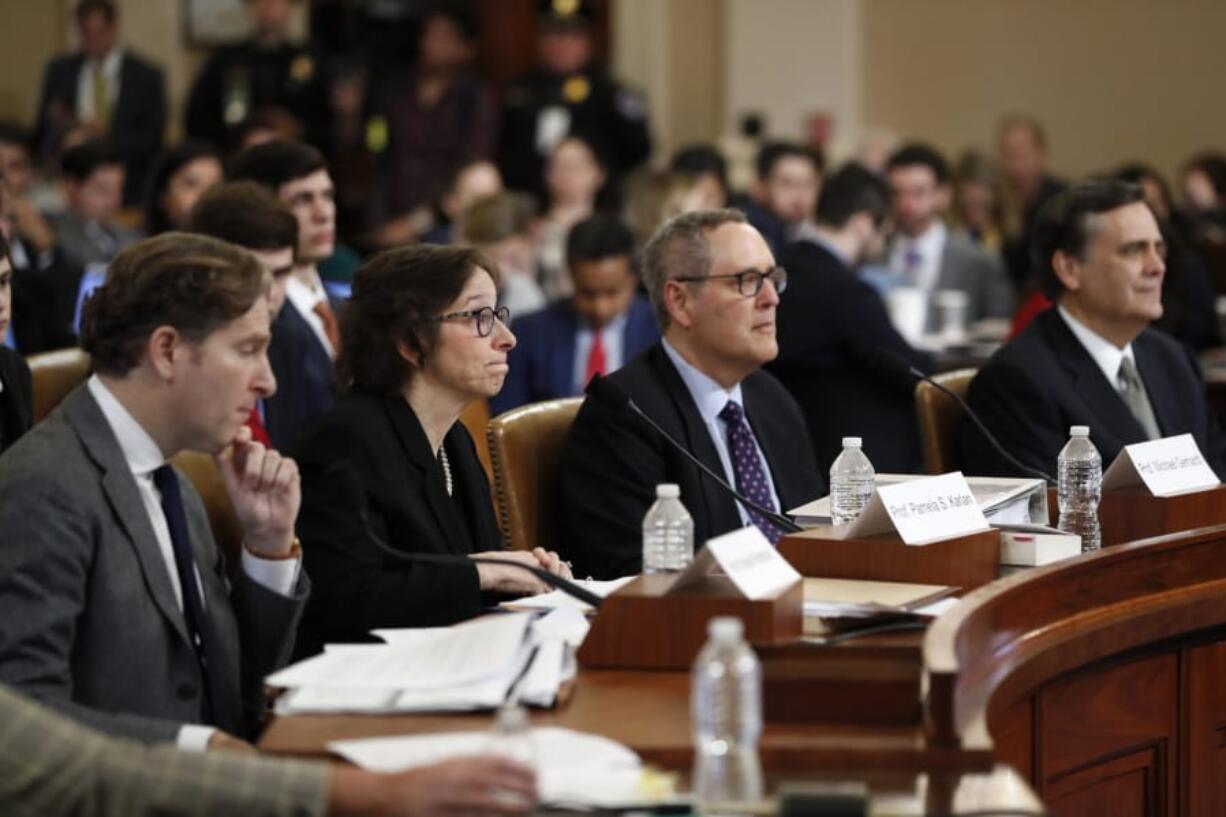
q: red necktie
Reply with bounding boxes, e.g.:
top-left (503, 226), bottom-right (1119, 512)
top-left (584, 331), bottom-right (606, 387)
top-left (246, 406), bottom-right (271, 447)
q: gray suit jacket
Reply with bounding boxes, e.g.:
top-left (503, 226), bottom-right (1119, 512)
top-left (0, 384), bottom-right (309, 743)
top-left (0, 682), bottom-right (328, 817)
top-left (925, 232), bottom-right (1014, 333)
top-left (46, 210), bottom-right (141, 269)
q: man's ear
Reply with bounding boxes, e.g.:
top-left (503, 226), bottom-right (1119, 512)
top-left (663, 279), bottom-right (695, 330)
top-left (1052, 250), bottom-right (1082, 292)
top-left (147, 326), bottom-right (180, 380)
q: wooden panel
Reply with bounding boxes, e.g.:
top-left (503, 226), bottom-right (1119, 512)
top-left (1184, 639), bottom-right (1226, 817)
top-left (987, 695), bottom-right (1033, 781)
top-left (1045, 485), bottom-right (1226, 547)
top-left (1044, 747), bottom-right (1156, 817)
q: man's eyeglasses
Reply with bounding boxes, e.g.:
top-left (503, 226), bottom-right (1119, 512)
top-left (434, 305), bottom-right (511, 337)
top-left (673, 266), bottom-right (788, 298)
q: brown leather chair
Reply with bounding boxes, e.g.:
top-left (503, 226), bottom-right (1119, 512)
top-left (915, 368), bottom-right (978, 475)
top-left (170, 450), bottom-right (243, 578)
top-left (487, 397), bottom-right (583, 552)
top-left (27, 348), bottom-right (91, 422)
top-left (459, 399), bottom-right (493, 482)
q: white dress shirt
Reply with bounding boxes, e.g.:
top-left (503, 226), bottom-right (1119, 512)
top-left (86, 376), bottom-right (300, 750)
top-left (284, 273), bottom-right (335, 358)
top-left (889, 221), bottom-right (947, 294)
top-left (660, 339), bottom-right (780, 528)
top-left (572, 312), bottom-right (628, 394)
top-left (75, 48), bottom-right (123, 122)
top-left (1057, 305), bottom-right (1139, 395)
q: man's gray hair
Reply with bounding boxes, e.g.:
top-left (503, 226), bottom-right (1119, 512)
top-left (641, 208), bottom-right (748, 330)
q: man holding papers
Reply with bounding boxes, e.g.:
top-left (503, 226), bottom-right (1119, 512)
top-left (962, 181), bottom-right (1226, 476)
top-left (559, 209), bottom-right (822, 578)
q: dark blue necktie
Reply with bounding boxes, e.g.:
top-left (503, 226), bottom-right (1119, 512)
top-left (152, 464), bottom-right (216, 724)
top-left (718, 401), bottom-right (784, 544)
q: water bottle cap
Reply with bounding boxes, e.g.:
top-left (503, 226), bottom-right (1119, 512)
top-left (1069, 425), bottom-right (1090, 437)
top-left (656, 483), bottom-right (680, 498)
top-left (842, 436), bottom-right (862, 448)
top-left (708, 616), bottom-right (744, 643)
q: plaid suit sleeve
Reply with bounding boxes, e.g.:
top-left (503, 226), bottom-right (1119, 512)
top-left (0, 684), bottom-right (329, 817)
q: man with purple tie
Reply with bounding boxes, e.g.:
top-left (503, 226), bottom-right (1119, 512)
top-left (559, 209), bottom-right (823, 578)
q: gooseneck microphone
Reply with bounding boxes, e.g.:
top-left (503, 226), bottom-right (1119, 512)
top-left (585, 375), bottom-right (804, 534)
top-left (872, 349), bottom-right (1057, 486)
top-left (322, 462), bottom-right (604, 608)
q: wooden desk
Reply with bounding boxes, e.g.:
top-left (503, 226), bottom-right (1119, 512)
top-left (1047, 484), bottom-right (1226, 546)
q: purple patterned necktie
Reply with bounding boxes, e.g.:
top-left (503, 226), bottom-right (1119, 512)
top-left (718, 400), bottom-right (784, 544)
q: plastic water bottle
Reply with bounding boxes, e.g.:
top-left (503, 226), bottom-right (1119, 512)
top-left (485, 705), bottom-right (536, 808)
top-left (692, 617), bottom-right (763, 816)
top-left (642, 484), bottom-right (694, 574)
top-left (1058, 425), bottom-right (1102, 553)
top-left (829, 437), bottom-right (875, 526)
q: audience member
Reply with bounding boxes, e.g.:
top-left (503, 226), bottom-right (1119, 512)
top-left (536, 135), bottom-right (607, 299)
top-left (293, 245), bottom-right (569, 654)
top-left (738, 141), bottom-right (823, 255)
top-left (0, 233), bottom-right (308, 749)
top-left (229, 140), bottom-right (341, 450)
top-left (370, 6), bottom-right (497, 246)
top-left (186, 0), bottom-right (329, 152)
top-left (460, 192), bottom-right (546, 319)
top-left (189, 180), bottom-right (299, 447)
top-left (497, 0), bottom-right (650, 196)
top-left (768, 163), bottom-right (934, 475)
top-left (885, 143), bottom-right (1013, 333)
top-left (33, 0), bottom-right (166, 204)
top-left (0, 680), bottom-right (536, 817)
top-left (997, 114), bottom-right (1066, 289)
top-left (0, 122), bottom-right (56, 260)
top-left (420, 159), bottom-right (504, 246)
top-left (142, 141), bottom-right (223, 235)
top-left (670, 144), bottom-right (730, 211)
top-left (560, 209), bottom-right (822, 578)
top-left (492, 214), bottom-right (657, 414)
top-left (950, 149), bottom-right (1005, 251)
top-left (0, 237), bottom-right (32, 454)
top-left (961, 181), bottom-right (1226, 477)
top-left (623, 170), bottom-right (707, 250)
top-left (47, 139), bottom-right (140, 268)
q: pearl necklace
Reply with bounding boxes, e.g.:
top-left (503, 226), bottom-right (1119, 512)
top-left (438, 446), bottom-right (453, 496)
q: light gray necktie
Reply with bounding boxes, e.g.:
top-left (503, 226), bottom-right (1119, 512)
top-left (1118, 356), bottom-right (1161, 440)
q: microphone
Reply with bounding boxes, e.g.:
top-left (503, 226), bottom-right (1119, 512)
top-left (872, 348), bottom-right (1056, 486)
top-left (321, 462), bottom-right (604, 608)
top-left (585, 375), bottom-right (804, 534)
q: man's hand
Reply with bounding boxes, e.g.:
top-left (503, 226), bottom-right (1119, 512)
top-left (215, 426), bottom-right (301, 558)
top-left (207, 731), bottom-right (256, 754)
top-left (330, 756), bottom-right (537, 817)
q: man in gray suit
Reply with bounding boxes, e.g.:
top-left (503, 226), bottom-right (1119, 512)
top-left (885, 143), bottom-right (1013, 334)
top-left (0, 233), bottom-right (307, 752)
top-left (45, 139), bottom-right (140, 269)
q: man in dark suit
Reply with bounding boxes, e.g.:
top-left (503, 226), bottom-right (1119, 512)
top-left (230, 140), bottom-right (341, 451)
top-left (492, 214), bottom-right (657, 414)
top-left (560, 209), bottom-right (823, 578)
top-left (33, 0), bottom-right (166, 204)
top-left (0, 234), bottom-right (309, 751)
top-left (961, 180), bottom-right (1226, 477)
top-left (769, 163), bottom-right (935, 477)
top-left (0, 242), bottom-right (33, 454)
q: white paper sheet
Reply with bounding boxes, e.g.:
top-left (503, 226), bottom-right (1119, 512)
top-left (501, 576), bottom-right (636, 611)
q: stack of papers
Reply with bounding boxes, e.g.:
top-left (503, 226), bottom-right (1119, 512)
top-left (269, 611), bottom-right (585, 714)
top-left (500, 576), bottom-right (636, 611)
top-left (790, 474), bottom-right (1046, 527)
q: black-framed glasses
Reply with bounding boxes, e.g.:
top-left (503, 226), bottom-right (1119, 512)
top-left (435, 305), bottom-right (511, 337)
top-left (673, 266), bottom-right (788, 297)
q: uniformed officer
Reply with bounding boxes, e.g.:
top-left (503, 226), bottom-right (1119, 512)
top-left (185, 0), bottom-right (329, 153)
top-left (497, 0), bottom-right (652, 196)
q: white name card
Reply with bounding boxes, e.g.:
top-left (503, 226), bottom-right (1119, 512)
top-left (839, 472), bottom-right (989, 545)
top-left (1101, 433), bottom-right (1220, 497)
top-left (669, 526), bottom-right (801, 600)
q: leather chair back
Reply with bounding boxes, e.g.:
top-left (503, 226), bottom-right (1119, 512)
top-left (487, 398), bottom-right (583, 552)
top-left (915, 368), bottom-right (978, 475)
top-left (28, 348), bottom-right (91, 422)
top-left (459, 399), bottom-right (493, 482)
top-left (171, 451), bottom-right (243, 578)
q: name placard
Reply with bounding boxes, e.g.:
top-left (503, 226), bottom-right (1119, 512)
top-left (843, 472), bottom-right (989, 545)
top-left (1101, 433), bottom-right (1220, 497)
top-left (669, 526), bottom-right (801, 600)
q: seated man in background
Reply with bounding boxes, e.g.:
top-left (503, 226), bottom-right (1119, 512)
top-left (961, 180), bottom-right (1226, 477)
top-left (560, 209), bottom-right (822, 578)
top-left (491, 214), bottom-right (657, 414)
top-left (885, 143), bottom-right (1013, 333)
top-left (188, 180), bottom-right (299, 446)
top-left (47, 139), bottom-right (140, 269)
top-left (768, 163), bottom-right (935, 476)
top-left (737, 141), bottom-right (823, 255)
top-left (0, 234), bottom-right (308, 750)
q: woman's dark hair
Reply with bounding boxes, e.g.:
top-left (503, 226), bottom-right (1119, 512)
top-left (338, 244), bottom-right (499, 395)
top-left (143, 141), bottom-right (222, 235)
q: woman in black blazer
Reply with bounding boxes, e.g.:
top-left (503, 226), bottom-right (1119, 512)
top-left (294, 244), bottom-right (570, 654)
top-left (0, 240), bottom-right (33, 454)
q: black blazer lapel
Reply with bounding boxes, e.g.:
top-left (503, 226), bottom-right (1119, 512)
top-left (1043, 310), bottom-right (1145, 442)
top-left (383, 396), bottom-right (469, 554)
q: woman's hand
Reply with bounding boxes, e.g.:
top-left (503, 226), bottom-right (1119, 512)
top-left (470, 550), bottom-right (553, 595)
top-left (529, 547), bottom-right (573, 580)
